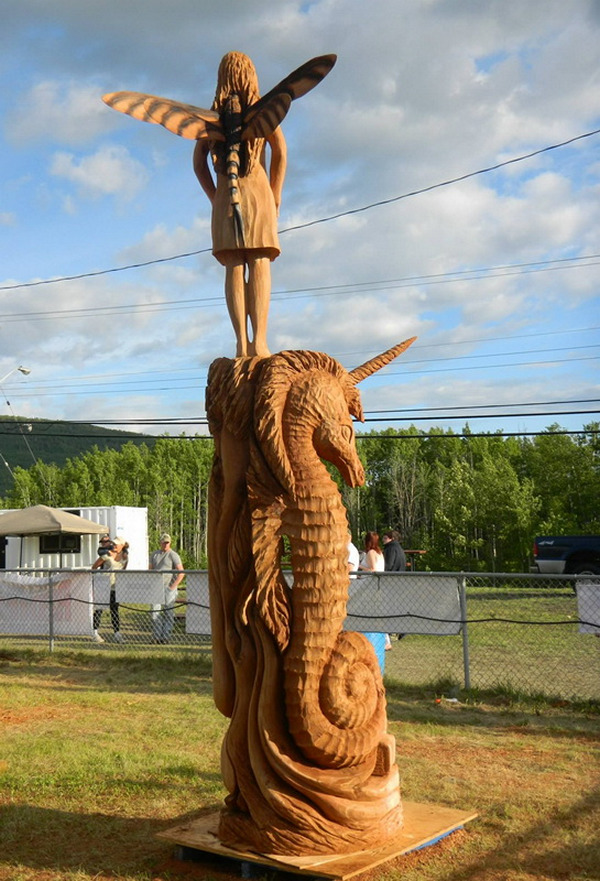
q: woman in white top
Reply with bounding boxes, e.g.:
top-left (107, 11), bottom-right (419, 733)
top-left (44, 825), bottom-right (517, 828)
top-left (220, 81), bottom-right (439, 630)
top-left (359, 531), bottom-right (391, 649)
top-left (359, 531), bottom-right (385, 572)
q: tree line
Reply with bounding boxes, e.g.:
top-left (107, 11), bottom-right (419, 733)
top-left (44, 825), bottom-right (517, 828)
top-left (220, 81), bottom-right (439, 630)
top-left (1, 423), bottom-right (597, 571)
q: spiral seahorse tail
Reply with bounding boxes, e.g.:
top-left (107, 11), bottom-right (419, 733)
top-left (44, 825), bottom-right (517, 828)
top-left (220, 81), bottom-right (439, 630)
top-left (283, 503), bottom-right (387, 769)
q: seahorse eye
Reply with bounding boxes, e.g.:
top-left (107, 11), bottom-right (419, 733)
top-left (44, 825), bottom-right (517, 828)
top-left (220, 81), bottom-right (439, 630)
top-left (341, 423), bottom-right (354, 445)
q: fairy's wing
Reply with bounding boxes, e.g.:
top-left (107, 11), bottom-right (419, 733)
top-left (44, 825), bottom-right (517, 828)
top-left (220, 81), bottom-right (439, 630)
top-left (102, 91), bottom-right (224, 141)
top-left (242, 53), bottom-right (337, 141)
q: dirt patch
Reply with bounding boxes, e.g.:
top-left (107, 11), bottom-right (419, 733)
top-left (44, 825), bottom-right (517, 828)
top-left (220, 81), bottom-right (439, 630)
top-left (0, 705), bottom-right (78, 726)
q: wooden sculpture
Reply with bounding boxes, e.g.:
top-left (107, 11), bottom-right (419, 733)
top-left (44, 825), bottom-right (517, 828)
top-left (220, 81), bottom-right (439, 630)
top-left (206, 338), bottom-right (415, 854)
top-left (103, 52), bottom-right (336, 358)
top-left (103, 51), bottom-right (421, 858)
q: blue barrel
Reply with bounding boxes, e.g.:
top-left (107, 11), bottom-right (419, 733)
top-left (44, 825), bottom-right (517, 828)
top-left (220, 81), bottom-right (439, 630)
top-left (362, 632), bottom-right (386, 674)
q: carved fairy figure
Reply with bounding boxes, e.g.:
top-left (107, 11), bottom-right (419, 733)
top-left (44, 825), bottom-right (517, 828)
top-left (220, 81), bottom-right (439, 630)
top-left (103, 52), bottom-right (336, 358)
top-left (193, 52), bottom-right (286, 359)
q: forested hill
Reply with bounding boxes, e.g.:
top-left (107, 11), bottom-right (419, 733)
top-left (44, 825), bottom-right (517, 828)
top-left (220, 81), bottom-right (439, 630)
top-left (0, 416), bottom-right (597, 570)
top-left (0, 416), bottom-right (153, 495)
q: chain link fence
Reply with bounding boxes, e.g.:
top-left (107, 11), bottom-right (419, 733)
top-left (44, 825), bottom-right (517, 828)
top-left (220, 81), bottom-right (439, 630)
top-left (1, 568), bottom-right (598, 701)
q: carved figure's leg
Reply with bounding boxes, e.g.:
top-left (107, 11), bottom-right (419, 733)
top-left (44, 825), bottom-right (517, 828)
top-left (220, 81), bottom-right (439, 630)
top-left (223, 254), bottom-right (248, 358)
top-left (246, 254), bottom-right (271, 358)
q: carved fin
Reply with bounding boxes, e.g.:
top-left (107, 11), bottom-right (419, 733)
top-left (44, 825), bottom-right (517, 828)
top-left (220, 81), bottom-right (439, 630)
top-left (243, 53), bottom-right (336, 140)
top-left (349, 337), bottom-right (417, 384)
top-left (102, 91), bottom-right (224, 141)
top-left (242, 94), bottom-right (292, 141)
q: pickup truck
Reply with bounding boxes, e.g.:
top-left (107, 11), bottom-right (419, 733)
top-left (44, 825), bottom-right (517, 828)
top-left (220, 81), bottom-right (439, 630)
top-left (532, 536), bottom-right (600, 576)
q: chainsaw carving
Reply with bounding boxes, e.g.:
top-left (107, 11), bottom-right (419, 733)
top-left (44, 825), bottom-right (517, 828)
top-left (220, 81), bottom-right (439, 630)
top-left (206, 338), bottom-right (415, 854)
top-left (103, 52), bottom-right (336, 359)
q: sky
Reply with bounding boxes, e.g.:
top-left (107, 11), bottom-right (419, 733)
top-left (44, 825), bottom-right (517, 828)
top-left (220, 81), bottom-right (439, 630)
top-left (1, 0), bottom-right (599, 453)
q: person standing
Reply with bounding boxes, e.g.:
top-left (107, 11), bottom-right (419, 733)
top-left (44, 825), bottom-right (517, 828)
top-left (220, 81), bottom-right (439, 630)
top-left (347, 539), bottom-right (360, 580)
top-left (91, 536), bottom-right (128, 643)
top-left (149, 533), bottom-right (185, 643)
top-left (382, 530), bottom-right (407, 572)
top-left (353, 532), bottom-right (389, 663)
top-left (359, 531), bottom-right (385, 573)
top-left (382, 530), bottom-right (407, 641)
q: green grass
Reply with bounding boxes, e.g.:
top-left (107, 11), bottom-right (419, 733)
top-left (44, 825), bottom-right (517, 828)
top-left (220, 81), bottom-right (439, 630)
top-left (383, 585), bottom-right (599, 700)
top-left (0, 648), bottom-right (599, 881)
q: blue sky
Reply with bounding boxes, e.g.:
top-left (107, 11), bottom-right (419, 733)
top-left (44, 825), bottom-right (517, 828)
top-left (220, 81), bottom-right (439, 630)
top-left (0, 0), bottom-right (599, 445)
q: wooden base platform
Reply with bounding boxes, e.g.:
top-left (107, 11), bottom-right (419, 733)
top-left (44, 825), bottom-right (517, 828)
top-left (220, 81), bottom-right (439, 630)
top-left (157, 801), bottom-right (478, 880)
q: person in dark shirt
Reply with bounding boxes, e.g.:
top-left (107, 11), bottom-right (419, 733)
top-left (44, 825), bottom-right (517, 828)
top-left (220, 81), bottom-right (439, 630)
top-left (382, 530), bottom-right (407, 641)
top-left (382, 530), bottom-right (406, 571)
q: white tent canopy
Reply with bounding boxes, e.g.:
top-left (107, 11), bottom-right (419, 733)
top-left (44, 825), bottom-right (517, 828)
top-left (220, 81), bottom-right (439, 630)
top-left (0, 505), bottom-right (108, 536)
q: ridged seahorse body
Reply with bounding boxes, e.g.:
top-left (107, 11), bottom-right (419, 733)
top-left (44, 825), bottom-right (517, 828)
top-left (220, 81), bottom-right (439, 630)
top-left (207, 346), bottom-right (414, 855)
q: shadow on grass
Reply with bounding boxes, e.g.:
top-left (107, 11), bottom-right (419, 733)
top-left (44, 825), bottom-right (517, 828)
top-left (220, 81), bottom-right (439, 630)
top-left (3, 791), bottom-right (598, 881)
top-left (439, 787), bottom-right (600, 881)
top-left (0, 802), bottom-right (220, 877)
top-left (0, 648), bottom-right (215, 695)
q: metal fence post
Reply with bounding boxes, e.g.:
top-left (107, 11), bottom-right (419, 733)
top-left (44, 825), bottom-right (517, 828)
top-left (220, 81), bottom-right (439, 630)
top-left (458, 574), bottom-right (470, 690)
top-left (48, 571), bottom-right (55, 653)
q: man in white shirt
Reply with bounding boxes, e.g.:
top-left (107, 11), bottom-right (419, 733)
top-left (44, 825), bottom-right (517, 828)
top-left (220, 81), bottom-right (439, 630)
top-left (149, 533), bottom-right (184, 643)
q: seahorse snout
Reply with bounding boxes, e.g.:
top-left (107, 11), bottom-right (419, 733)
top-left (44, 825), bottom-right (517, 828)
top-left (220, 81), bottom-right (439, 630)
top-left (315, 419), bottom-right (364, 488)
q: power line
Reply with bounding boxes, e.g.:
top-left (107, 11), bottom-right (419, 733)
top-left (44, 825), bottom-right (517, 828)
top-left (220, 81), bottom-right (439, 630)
top-left (4, 327), bottom-right (600, 389)
top-left (1, 127), bottom-right (599, 294)
top-left (1, 356), bottom-right (594, 398)
top-left (1, 398), bottom-right (597, 426)
top-left (1, 253), bottom-right (598, 322)
top-left (356, 429), bottom-right (600, 440)
top-left (2, 348), bottom-right (598, 400)
top-left (1, 406), bottom-right (598, 434)
top-left (367, 397), bottom-right (600, 414)
top-left (362, 409), bottom-right (599, 423)
top-left (279, 128), bottom-right (600, 233)
top-left (0, 428), bottom-right (596, 442)
top-left (382, 353), bottom-right (598, 378)
top-left (1, 324), bottom-right (597, 399)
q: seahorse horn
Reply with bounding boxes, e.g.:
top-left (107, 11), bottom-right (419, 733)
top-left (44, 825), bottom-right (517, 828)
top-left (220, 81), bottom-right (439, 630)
top-left (349, 337), bottom-right (417, 384)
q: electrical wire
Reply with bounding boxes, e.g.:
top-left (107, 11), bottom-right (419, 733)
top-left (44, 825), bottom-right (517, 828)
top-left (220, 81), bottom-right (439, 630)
top-left (0, 594), bottom-right (594, 628)
top-left (361, 409), bottom-right (599, 423)
top-left (0, 428), bottom-right (597, 441)
top-left (1, 128), bottom-right (599, 294)
top-left (1, 325), bottom-right (598, 408)
top-left (2, 349), bottom-right (597, 400)
top-left (1, 254), bottom-right (598, 322)
top-left (1, 397), bottom-right (597, 426)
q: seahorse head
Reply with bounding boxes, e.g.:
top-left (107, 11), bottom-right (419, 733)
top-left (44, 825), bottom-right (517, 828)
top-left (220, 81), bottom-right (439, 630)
top-left (253, 351), bottom-right (359, 499)
top-left (253, 340), bottom-right (416, 500)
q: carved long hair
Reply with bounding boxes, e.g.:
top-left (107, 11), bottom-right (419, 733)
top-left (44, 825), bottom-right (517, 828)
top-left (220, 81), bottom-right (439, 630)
top-left (213, 51), bottom-right (263, 172)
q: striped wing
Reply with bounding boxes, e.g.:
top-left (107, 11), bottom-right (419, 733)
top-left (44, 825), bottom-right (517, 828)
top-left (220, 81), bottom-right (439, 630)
top-left (242, 53), bottom-right (337, 141)
top-left (102, 91), bottom-right (224, 141)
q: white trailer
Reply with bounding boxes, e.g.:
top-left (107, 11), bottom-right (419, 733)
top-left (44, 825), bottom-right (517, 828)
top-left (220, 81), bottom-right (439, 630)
top-left (1, 505), bottom-right (148, 570)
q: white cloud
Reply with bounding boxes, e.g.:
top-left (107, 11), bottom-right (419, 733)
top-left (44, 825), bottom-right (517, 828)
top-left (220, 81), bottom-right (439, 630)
top-left (49, 145), bottom-right (149, 200)
top-left (5, 80), bottom-right (113, 145)
top-left (0, 0), bottom-right (598, 430)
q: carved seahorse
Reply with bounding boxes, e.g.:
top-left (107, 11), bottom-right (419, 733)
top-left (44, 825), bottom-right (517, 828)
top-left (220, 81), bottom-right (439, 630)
top-left (208, 339), bottom-right (415, 854)
top-left (252, 344), bottom-right (414, 772)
